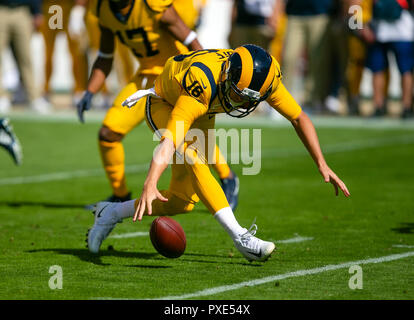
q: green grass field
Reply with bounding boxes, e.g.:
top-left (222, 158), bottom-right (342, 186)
top-left (1, 113), bottom-right (414, 300)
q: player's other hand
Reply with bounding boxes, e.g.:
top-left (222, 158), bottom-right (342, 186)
top-left (77, 91), bottom-right (94, 123)
top-left (319, 165), bottom-right (350, 197)
top-left (133, 184), bottom-right (168, 222)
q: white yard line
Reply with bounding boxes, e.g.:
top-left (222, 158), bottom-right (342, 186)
top-left (95, 251), bottom-right (414, 300)
top-left (8, 112), bottom-right (414, 130)
top-left (0, 164), bottom-right (148, 186)
top-left (1, 135), bottom-right (414, 186)
top-left (393, 244), bottom-right (414, 248)
top-left (145, 251), bottom-right (414, 300)
top-left (275, 235), bottom-right (314, 244)
top-left (108, 232), bottom-right (148, 239)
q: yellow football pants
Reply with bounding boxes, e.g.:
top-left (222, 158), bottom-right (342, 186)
top-left (100, 74), bottom-right (230, 198)
top-left (138, 96), bottom-right (230, 215)
top-left (41, 0), bottom-right (88, 94)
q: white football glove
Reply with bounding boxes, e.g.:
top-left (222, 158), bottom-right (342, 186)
top-left (68, 5), bottom-right (86, 39)
top-left (122, 87), bottom-right (160, 108)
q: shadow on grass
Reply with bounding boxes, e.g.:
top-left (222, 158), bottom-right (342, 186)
top-left (179, 252), bottom-right (266, 267)
top-left (0, 200), bottom-right (86, 209)
top-left (26, 248), bottom-right (159, 266)
top-left (121, 252), bottom-right (266, 267)
top-left (26, 249), bottom-right (267, 268)
top-left (391, 222), bottom-right (414, 234)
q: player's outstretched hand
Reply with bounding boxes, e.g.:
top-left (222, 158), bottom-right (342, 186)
top-left (319, 165), bottom-right (350, 197)
top-left (133, 184), bottom-right (168, 222)
top-left (77, 91), bottom-right (94, 123)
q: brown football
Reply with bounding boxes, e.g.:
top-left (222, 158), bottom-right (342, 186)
top-left (150, 217), bottom-right (186, 258)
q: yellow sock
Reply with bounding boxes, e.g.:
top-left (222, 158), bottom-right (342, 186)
top-left (99, 140), bottom-right (129, 197)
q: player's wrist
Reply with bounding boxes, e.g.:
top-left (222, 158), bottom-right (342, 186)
top-left (143, 179), bottom-right (158, 190)
top-left (317, 161), bottom-right (328, 171)
top-left (83, 90), bottom-right (94, 100)
top-left (183, 31), bottom-right (197, 46)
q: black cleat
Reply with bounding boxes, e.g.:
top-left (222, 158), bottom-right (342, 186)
top-left (401, 107), bottom-right (414, 120)
top-left (371, 107), bottom-right (386, 118)
top-left (0, 118), bottom-right (23, 165)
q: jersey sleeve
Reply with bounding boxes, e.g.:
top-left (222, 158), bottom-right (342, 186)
top-left (144, 0), bottom-right (173, 13)
top-left (266, 81), bottom-right (302, 121)
top-left (162, 94), bottom-right (208, 148)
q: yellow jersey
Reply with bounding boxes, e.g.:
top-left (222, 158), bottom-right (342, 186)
top-left (173, 0), bottom-right (206, 30)
top-left (154, 49), bottom-right (302, 147)
top-left (89, 0), bottom-right (189, 74)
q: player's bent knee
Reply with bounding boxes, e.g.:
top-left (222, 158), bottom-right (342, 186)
top-left (98, 126), bottom-right (124, 142)
top-left (165, 197), bottom-right (195, 215)
top-left (152, 192), bottom-right (195, 216)
top-left (179, 201), bottom-right (195, 213)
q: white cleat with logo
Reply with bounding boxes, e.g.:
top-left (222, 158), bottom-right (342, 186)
top-left (233, 223), bottom-right (275, 262)
top-left (86, 201), bottom-right (122, 254)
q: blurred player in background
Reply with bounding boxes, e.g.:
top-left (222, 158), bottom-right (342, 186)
top-left (362, 0), bottom-right (414, 118)
top-left (0, 0), bottom-right (51, 114)
top-left (228, 0), bottom-right (282, 119)
top-left (322, 0), bottom-right (351, 115)
top-left (85, 0), bottom-right (136, 109)
top-left (174, 0), bottom-right (207, 30)
top-left (40, 0), bottom-right (89, 105)
top-left (228, 0), bottom-right (276, 50)
top-left (269, 0), bottom-right (287, 63)
top-left (346, 0), bottom-right (374, 115)
top-left (77, 0), bottom-right (239, 210)
top-left (86, 45), bottom-right (350, 261)
top-left (281, 0), bottom-right (333, 112)
top-left (0, 118), bottom-right (23, 165)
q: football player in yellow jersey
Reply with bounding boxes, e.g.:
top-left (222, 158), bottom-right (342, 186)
top-left (173, 0), bottom-right (207, 30)
top-left (85, 1), bottom-right (136, 105)
top-left (77, 0), bottom-right (239, 210)
top-left (87, 45), bottom-right (351, 262)
top-left (40, 0), bottom-right (88, 101)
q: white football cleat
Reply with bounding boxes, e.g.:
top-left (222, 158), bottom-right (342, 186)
top-left (0, 96), bottom-right (11, 114)
top-left (30, 97), bottom-right (52, 114)
top-left (233, 222), bottom-right (275, 262)
top-left (87, 201), bottom-right (122, 254)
